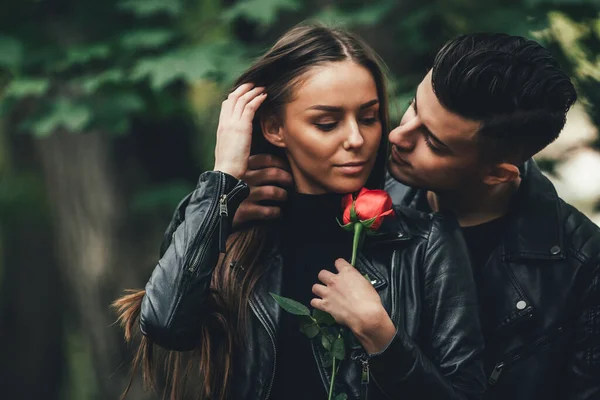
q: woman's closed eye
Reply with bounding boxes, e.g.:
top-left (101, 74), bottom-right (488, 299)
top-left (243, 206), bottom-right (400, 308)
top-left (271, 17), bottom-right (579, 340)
top-left (314, 115), bottom-right (379, 132)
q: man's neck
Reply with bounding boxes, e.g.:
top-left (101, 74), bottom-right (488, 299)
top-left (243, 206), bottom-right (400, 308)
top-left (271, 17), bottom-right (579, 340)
top-left (427, 178), bottom-right (522, 228)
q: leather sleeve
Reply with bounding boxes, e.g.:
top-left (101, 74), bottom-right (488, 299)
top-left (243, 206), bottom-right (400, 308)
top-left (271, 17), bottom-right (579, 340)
top-left (369, 213), bottom-right (486, 399)
top-left (559, 261), bottom-right (600, 400)
top-left (139, 171), bottom-right (249, 351)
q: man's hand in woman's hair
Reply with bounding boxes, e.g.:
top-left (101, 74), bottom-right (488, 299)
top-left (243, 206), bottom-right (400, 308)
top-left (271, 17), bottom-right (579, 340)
top-left (213, 83), bottom-right (268, 180)
top-left (233, 154), bottom-right (293, 229)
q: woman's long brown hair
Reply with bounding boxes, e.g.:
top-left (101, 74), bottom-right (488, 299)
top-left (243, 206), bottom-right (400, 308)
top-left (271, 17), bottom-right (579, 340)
top-left (112, 22), bottom-right (391, 400)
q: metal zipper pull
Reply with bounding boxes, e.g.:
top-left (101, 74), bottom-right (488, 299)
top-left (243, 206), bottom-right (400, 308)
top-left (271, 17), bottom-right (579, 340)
top-left (361, 357), bottom-right (370, 400)
top-left (218, 194), bottom-right (228, 253)
top-left (488, 362), bottom-right (504, 386)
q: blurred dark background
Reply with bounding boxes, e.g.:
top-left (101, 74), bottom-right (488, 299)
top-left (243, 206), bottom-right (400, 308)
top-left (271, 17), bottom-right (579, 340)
top-left (0, 0), bottom-right (598, 399)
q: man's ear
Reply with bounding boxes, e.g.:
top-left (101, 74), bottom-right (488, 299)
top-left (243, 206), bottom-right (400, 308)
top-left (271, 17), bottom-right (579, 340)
top-left (261, 115), bottom-right (286, 148)
top-left (482, 163), bottom-right (520, 185)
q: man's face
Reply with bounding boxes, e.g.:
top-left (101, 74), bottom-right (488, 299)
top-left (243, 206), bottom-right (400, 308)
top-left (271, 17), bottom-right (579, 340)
top-left (387, 71), bottom-right (484, 192)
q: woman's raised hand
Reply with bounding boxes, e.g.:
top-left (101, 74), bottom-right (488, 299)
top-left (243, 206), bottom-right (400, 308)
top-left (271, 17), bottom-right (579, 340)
top-left (213, 83), bottom-right (267, 179)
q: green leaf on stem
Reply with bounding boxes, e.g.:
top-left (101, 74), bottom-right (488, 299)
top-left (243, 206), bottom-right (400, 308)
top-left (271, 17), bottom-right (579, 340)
top-left (321, 333), bottom-right (334, 350)
top-left (299, 318), bottom-right (319, 338)
top-left (313, 309), bottom-right (336, 326)
top-left (332, 336), bottom-right (346, 360)
top-left (270, 293), bottom-right (310, 316)
top-left (333, 394), bottom-right (348, 400)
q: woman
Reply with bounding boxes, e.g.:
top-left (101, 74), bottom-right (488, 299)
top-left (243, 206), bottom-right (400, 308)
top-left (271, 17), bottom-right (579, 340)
top-left (114, 24), bottom-right (485, 400)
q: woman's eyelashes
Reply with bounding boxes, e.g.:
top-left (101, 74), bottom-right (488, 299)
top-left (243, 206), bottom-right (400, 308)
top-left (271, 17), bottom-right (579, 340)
top-left (313, 115), bottom-right (379, 132)
top-left (423, 133), bottom-right (442, 153)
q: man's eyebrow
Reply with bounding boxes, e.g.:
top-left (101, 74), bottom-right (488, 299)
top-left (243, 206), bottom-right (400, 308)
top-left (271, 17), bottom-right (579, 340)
top-left (306, 99), bottom-right (379, 112)
top-left (413, 93), bottom-right (450, 149)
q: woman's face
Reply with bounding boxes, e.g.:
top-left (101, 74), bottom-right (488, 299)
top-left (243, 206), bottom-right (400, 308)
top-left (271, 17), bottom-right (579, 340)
top-left (269, 61), bottom-right (382, 194)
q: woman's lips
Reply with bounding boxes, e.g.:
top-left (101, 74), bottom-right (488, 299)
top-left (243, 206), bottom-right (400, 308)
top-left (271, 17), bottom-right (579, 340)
top-left (335, 161), bottom-right (367, 175)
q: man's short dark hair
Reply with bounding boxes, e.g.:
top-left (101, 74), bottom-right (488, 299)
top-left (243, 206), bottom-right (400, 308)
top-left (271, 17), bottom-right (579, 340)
top-left (431, 33), bottom-right (577, 163)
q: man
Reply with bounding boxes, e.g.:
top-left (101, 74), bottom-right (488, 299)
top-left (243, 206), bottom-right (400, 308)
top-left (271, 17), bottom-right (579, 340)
top-left (233, 33), bottom-right (600, 399)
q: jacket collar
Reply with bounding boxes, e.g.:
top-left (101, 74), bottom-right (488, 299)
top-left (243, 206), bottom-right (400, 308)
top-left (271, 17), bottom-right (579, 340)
top-left (397, 159), bottom-right (566, 261)
top-left (501, 160), bottom-right (566, 261)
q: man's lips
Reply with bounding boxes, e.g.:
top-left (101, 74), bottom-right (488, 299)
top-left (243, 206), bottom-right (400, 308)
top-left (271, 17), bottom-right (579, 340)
top-left (391, 146), bottom-right (411, 167)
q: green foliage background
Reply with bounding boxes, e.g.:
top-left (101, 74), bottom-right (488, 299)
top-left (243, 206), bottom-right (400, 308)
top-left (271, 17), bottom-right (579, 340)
top-left (0, 0), bottom-right (598, 398)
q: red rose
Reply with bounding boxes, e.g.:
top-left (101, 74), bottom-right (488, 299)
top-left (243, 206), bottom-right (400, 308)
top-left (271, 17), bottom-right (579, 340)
top-left (342, 188), bottom-right (395, 230)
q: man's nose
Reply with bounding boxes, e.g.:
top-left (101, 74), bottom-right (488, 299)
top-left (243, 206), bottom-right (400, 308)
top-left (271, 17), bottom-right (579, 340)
top-left (389, 120), bottom-right (419, 152)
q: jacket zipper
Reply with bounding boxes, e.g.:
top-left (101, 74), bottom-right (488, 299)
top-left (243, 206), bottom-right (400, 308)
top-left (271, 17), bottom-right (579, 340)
top-left (360, 356), bottom-right (370, 400)
top-left (187, 173), bottom-right (225, 273)
top-left (249, 298), bottom-right (277, 400)
top-left (390, 250), bottom-right (399, 326)
top-left (218, 194), bottom-right (228, 253)
top-left (187, 175), bottom-right (245, 273)
top-left (488, 325), bottom-right (563, 387)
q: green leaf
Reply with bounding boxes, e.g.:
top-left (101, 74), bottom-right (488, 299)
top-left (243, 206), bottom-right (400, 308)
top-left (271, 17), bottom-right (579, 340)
top-left (333, 394), bottom-right (348, 400)
top-left (120, 29), bottom-right (175, 50)
top-left (58, 44), bottom-right (112, 70)
top-left (298, 316), bottom-right (320, 338)
top-left (270, 293), bottom-right (310, 316)
top-left (299, 321), bottom-right (319, 338)
top-left (314, 1), bottom-right (395, 27)
top-left (222, 0), bottom-right (302, 27)
top-left (313, 309), bottom-right (336, 326)
top-left (132, 45), bottom-right (217, 90)
top-left (321, 333), bottom-right (334, 350)
top-left (28, 99), bottom-right (92, 136)
top-left (332, 336), bottom-right (346, 360)
top-left (4, 78), bottom-right (50, 98)
top-left (0, 35), bottom-right (23, 68)
top-left (77, 69), bottom-right (125, 94)
top-left (118, 0), bottom-right (182, 17)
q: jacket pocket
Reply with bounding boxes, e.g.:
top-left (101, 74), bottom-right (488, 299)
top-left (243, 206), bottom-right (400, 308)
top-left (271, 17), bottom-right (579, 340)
top-left (488, 325), bottom-right (565, 387)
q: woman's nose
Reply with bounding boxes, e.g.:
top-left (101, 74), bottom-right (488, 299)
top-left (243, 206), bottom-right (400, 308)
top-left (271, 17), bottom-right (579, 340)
top-left (343, 122), bottom-right (365, 150)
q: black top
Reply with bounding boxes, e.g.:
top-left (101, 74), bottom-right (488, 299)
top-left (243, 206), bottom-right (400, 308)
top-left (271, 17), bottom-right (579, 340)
top-left (270, 192), bottom-right (353, 400)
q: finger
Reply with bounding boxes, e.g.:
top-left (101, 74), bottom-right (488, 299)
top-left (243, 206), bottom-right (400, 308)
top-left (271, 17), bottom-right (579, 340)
top-left (334, 258), bottom-right (353, 273)
top-left (248, 154), bottom-right (291, 172)
top-left (312, 283), bottom-right (328, 298)
top-left (244, 167), bottom-right (293, 187)
top-left (233, 87), bottom-right (265, 118)
top-left (242, 92), bottom-right (267, 122)
top-left (317, 270), bottom-right (336, 285)
top-left (220, 83), bottom-right (253, 122)
top-left (247, 186), bottom-right (288, 203)
top-left (310, 298), bottom-right (326, 311)
top-left (228, 82), bottom-right (254, 102)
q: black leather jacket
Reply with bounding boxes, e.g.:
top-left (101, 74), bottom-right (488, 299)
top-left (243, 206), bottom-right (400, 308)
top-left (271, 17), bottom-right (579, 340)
top-left (140, 170), bottom-right (486, 400)
top-left (386, 160), bottom-right (600, 400)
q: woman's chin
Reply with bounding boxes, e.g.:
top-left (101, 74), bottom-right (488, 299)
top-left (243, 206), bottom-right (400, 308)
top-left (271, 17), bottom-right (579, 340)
top-left (328, 178), bottom-right (368, 194)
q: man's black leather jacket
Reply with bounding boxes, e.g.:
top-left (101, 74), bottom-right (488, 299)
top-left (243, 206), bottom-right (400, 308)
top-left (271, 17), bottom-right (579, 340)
top-left (386, 160), bottom-right (600, 400)
top-left (139, 170), bottom-right (486, 399)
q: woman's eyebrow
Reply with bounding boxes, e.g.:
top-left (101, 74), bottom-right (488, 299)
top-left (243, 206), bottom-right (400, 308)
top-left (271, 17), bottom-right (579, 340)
top-left (306, 99), bottom-right (379, 112)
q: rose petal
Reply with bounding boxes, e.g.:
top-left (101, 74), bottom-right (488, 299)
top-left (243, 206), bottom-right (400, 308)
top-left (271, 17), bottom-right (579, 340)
top-left (341, 193), bottom-right (354, 224)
